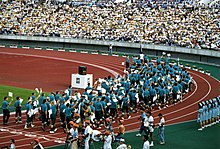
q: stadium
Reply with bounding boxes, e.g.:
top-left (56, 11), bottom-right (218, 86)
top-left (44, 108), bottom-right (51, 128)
top-left (0, 0), bottom-right (219, 149)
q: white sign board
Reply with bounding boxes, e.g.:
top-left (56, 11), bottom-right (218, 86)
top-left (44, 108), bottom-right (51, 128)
top-left (71, 74), bottom-right (93, 89)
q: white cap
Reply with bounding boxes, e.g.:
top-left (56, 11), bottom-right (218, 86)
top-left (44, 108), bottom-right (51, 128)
top-left (120, 138), bottom-right (125, 142)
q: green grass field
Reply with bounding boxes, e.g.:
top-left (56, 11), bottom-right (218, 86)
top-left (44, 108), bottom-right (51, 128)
top-left (0, 58), bottom-right (219, 149)
top-left (46, 121), bottom-right (220, 149)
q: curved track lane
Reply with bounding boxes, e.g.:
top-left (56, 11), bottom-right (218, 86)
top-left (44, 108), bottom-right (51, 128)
top-left (0, 47), bottom-right (219, 149)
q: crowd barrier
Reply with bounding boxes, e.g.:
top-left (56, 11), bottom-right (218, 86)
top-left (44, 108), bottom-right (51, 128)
top-left (0, 35), bottom-right (219, 66)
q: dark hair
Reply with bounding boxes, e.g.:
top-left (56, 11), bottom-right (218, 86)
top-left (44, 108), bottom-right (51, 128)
top-left (158, 113), bottom-right (163, 116)
top-left (16, 97), bottom-right (20, 100)
top-left (147, 111), bottom-right (151, 115)
top-left (4, 97), bottom-right (8, 100)
top-left (43, 99), bottom-right (46, 104)
top-left (10, 138), bottom-right (15, 143)
top-left (143, 135), bottom-right (148, 140)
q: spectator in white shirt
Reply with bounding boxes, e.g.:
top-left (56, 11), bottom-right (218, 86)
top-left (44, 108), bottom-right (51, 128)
top-left (103, 131), bottom-right (112, 149)
top-left (142, 135), bottom-right (150, 149)
top-left (9, 139), bottom-right (16, 149)
top-left (84, 120), bottom-right (92, 149)
top-left (157, 113), bottom-right (165, 145)
top-left (69, 121), bottom-right (79, 149)
top-left (146, 111), bottom-right (154, 146)
top-left (116, 138), bottom-right (127, 149)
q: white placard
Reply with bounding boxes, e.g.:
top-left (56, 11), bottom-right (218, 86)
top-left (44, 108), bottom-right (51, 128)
top-left (48, 109), bottom-right (52, 118)
top-left (33, 108), bottom-right (39, 114)
top-left (8, 92), bottom-right (13, 97)
top-left (20, 98), bottom-right (23, 104)
top-left (35, 88), bottom-right (39, 93)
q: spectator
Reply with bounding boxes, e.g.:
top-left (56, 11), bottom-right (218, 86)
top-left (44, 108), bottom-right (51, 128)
top-left (9, 139), bottom-right (16, 149)
top-left (0, 0), bottom-right (219, 50)
top-left (142, 135), bottom-right (150, 149)
top-left (116, 138), bottom-right (127, 149)
top-left (69, 121), bottom-right (79, 149)
top-left (31, 139), bottom-right (44, 149)
top-left (103, 131), bottom-right (112, 149)
top-left (157, 113), bottom-right (165, 145)
top-left (1, 138), bottom-right (16, 149)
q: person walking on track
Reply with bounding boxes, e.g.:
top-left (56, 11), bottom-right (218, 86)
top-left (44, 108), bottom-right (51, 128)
top-left (146, 111), bottom-right (154, 146)
top-left (14, 96), bottom-right (22, 123)
top-left (24, 98), bottom-right (35, 129)
top-left (2, 96), bottom-right (12, 125)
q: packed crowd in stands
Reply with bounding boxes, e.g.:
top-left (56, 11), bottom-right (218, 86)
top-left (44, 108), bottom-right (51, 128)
top-left (197, 95), bottom-right (220, 131)
top-left (0, 0), bottom-right (219, 50)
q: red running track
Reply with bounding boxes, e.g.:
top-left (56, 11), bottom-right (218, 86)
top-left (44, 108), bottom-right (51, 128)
top-left (0, 48), bottom-right (219, 149)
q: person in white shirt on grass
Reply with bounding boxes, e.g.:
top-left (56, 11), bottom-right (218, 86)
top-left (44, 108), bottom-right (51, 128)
top-left (84, 120), bottom-right (92, 149)
top-left (116, 138), bottom-right (127, 149)
top-left (157, 113), bottom-right (165, 145)
top-left (146, 111), bottom-right (154, 146)
top-left (142, 135), bottom-right (150, 149)
top-left (103, 131), bottom-right (112, 149)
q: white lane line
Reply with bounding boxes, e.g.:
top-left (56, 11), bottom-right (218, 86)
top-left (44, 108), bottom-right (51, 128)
top-left (162, 71), bottom-right (211, 117)
top-left (117, 71), bottom-right (211, 129)
top-left (0, 51), bottom-right (216, 148)
top-left (0, 51), bottom-right (119, 77)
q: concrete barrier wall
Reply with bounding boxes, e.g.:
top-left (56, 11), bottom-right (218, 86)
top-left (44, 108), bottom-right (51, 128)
top-left (0, 35), bottom-right (219, 65)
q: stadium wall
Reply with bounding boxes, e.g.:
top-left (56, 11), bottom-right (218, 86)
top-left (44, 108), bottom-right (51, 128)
top-left (0, 35), bottom-right (219, 66)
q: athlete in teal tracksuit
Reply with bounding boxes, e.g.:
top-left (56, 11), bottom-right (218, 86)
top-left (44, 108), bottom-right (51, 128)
top-left (14, 97), bottom-right (22, 123)
top-left (24, 98), bottom-right (34, 129)
top-left (2, 97), bottom-right (12, 125)
top-left (41, 99), bottom-right (48, 131)
top-left (50, 100), bottom-right (57, 133)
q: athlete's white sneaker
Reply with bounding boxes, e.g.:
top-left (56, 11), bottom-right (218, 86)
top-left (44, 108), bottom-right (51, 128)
top-left (54, 128), bottom-right (57, 132)
top-left (50, 131), bottom-right (54, 134)
top-left (160, 142), bottom-right (165, 145)
top-left (31, 124), bottom-right (35, 128)
top-left (198, 128), bottom-right (203, 131)
top-left (128, 116), bottom-right (131, 119)
top-left (136, 133), bottom-right (141, 137)
top-left (24, 125), bottom-right (28, 129)
top-left (150, 142), bottom-right (154, 146)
